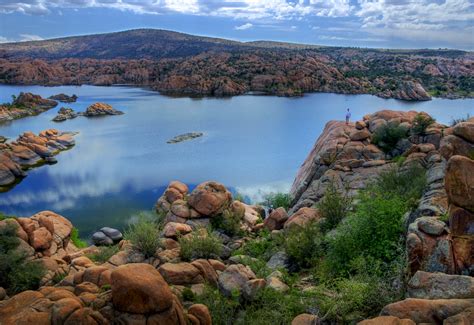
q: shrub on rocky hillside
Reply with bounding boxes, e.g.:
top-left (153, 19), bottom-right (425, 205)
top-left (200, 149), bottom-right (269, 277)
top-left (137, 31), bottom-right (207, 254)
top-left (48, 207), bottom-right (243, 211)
top-left (411, 113), bottom-right (435, 136)
top-left (317, 179), bottom-right (352, 233)
top-left (211, 209), bottom-right (243, 237)
top-left (179, 228), bottom-right (222, 261)
top-left (70, 227), bottom-right (87, 248)
top-left (124, 216), bottom-right (161, 258)
top-left (261, 192), bottom-right (292, 210)
top-left (87, 245), bottom-right (119, 263)
top-left (0, 221), bottom-right (46, 294)
top-left (372, 122), bottom-right (409, 153)
top-left (326, 164), bottom-right (426, 275)
top-left (284, 221), bottom-right (324, 269)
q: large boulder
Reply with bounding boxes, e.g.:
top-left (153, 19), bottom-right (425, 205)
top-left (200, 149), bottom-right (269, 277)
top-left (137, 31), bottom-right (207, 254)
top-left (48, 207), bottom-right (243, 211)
top-left (158, 262), bottom-right (204, 285)
top-left (218, 264), bottom-right (256, 297)
top-left (380, 298), bottom-right (474, 323)
top-left (284, 207), bottom-right (320, 229)
top-left (264, 207), bottom-right (288, 231)
top-left (408, 271), bottom-right (474, 299)
top-left (445, 155), bottom-right (474, 213)
top-left (188, 181), bottom-right (233, 217)
top-left (111, 263), bottom-right (175, 314)
top-left (357, 316), bottom-right (415, 325)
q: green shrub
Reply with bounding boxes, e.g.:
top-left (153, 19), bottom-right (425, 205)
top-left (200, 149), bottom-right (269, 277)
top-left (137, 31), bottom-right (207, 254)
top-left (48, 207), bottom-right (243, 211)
top-left (0, 222), bottom-right (46, 294)
top-left (87, 245), bottom-right (119, 263)
top-left (412, 113), bottom-right (435, 136)
top-left (372, 122), bottom-right (409, 153)
top-left (317, 179), bottom-right (352, 233)
top-left (234, 287), bottom-right (318, 325)
top-left (450, 113), bottom-right (471, 126)
top-left (326, 164), bottom-right (426, 275)
top-left (233, 229), bottom-right (284, 261)
top-left (261, 192), bottom-right (292, 210)
top-left (124, 217), bottom-right (161, 258)
top-left (211, 209), bottom-right (242, 237)
top-left (179, 228), bottom-right (222, 261)
top-left (314, 273), bottom-right (399, 323)
top-left (70, 227), bottom-right (87, 248)
top-left (284, 221), bottom-right (324, 269)
top-left (192, 284), bottom-right (240, 325)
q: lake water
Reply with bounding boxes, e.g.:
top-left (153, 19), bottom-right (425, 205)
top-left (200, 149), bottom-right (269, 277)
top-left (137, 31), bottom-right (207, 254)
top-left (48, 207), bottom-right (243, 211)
top-left (0, 85), bottom-right (472, 237)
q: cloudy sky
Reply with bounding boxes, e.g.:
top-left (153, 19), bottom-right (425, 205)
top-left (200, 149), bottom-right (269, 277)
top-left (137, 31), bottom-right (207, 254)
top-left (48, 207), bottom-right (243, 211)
top-left (0, 0), bottom-right (473, 49)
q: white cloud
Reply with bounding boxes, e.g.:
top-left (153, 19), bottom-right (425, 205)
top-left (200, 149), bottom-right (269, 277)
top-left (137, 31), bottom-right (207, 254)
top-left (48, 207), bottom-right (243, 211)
top-left (19, 33), bottom-right (43, 41)
top-left (0, 36), bottom-right (11, 43)
top-left (235, 22), bottom-right (253, 30)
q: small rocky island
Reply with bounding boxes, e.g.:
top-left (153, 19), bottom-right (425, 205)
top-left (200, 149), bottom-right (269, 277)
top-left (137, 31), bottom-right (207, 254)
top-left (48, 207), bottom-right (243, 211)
top-left (48, 93), bottom-right (78, 103)
top-left (0, 129), bottom-right (76, 188)
top-left (52, 102), bottom-right (124, 122)
top-left (0, 92), bottom-right (58, 123)
top-left (167, 132), bottom-right (203, 144)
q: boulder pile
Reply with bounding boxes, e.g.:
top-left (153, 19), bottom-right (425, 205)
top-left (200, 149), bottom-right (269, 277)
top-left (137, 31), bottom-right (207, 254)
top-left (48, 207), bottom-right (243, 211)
top-left (0, 92), bottom-right (58, 123)
top-left (0, 129), bottom-right (76, 187)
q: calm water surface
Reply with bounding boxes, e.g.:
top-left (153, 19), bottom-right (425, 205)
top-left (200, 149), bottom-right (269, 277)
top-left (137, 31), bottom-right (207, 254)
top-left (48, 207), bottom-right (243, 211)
top-left (0, 85), bottom-right (472, 236)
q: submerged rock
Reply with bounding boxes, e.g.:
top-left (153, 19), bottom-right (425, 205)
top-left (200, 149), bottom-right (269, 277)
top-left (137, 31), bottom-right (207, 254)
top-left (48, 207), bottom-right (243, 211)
top-left (167, 132), bottom-right (203, 144)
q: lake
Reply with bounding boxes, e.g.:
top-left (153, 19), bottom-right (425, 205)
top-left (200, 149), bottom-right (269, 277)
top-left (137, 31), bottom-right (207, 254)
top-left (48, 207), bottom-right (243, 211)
top-left (0, 85), bottom-right (472, 237)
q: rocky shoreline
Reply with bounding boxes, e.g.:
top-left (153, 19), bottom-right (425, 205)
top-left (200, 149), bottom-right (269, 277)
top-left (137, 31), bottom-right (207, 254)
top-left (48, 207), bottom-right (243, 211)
top-left (0, 129), bottom-right (76, 188)
top-left (52, 102), bottom-right (124, 122)
top-left (0, 92), bottom-right (58, 123)
top-left (0, 110), bottom-right (472, 324)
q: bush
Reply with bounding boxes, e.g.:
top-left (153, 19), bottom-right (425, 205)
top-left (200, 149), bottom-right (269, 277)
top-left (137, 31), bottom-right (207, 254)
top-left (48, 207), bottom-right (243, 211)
top-left (372, 122), bottom-right (408, 153)
top-left (412, 113), bottom-right (435, 136)
top-left (211, 209), bottom-right (243, 237)
top-left (314, 273), bottom-right (400, 323)
top-left (234, 288), bottom-right (318, 325)
top-left (284, 221), bottom-right (324, 269)
top-left (233, 229), bottom-right (284, 261)
top-left (317, 179), bottom-right (352, 233)
top-left (0, 221), bottom-right (46, 295)
top-left (262, 192), bottom-right (292, 210)
top-left (326, 164), bottom-right (426, 275)
top-left (87, 245), bottom-right (119, 263)
top-left (179, 228), bottom-right (222, 261)
top-left (70, 227), bottom-right (87, 248)
top-left (450, 113), bottom-right (471, 126)
top-left (124, 216), bottom-right (161, 258)
top-left (192, 284), bottom-right (240, 325)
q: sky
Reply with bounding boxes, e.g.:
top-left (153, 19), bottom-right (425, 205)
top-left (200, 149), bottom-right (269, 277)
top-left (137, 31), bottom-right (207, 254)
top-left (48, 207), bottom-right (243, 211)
top-left (0, 0), bottom-right (473, 50)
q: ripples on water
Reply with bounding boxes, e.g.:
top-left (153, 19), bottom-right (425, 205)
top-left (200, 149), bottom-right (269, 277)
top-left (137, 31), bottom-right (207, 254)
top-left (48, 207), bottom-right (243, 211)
top-left (0, 85), bottom-right (472, 235)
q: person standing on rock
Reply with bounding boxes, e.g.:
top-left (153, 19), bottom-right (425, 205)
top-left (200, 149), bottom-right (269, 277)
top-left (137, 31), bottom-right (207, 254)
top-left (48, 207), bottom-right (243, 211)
top-left (345, 108), bottom-right (351, 125)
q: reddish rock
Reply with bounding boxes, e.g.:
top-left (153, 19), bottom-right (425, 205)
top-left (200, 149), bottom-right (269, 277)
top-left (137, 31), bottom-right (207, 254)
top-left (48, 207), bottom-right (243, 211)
top-left (163, 222), bottom-right (192, 238)
top-left (445, 155), bottom-right (474, 213)
top-left (357, 316), bottom-right (415, 325)
top-left (158, 262), bottom-right (204, 285)
top-left (165, 187), bottom-right (184, 203)
top-left (169, 181), bottom-right (188, 195)
top-left (291, 313), bottom-right (319, 325)
top-left (380, 298), bottom-right (474, 323)
top-left (284, 207), bottom-right (321, 229)
top-left (111, 263), bottom-right (174, 314)
top-left (191, 259), bottom-right (218, 286)
top-left (31, 227), bottom-right (52, 250)
top-left (264, 207), bottom-right (288, 231)
top-left (188, 181), bottom-right (232, 217)
top-left (453, 122), bottom-right (474, 143)
top-left (188, 304), bottom-right (212, 325)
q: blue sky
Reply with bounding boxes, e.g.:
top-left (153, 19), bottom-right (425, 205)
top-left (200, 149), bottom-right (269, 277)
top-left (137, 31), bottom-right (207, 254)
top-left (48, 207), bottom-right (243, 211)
top-left (0, 1), bottom-right (473, 50)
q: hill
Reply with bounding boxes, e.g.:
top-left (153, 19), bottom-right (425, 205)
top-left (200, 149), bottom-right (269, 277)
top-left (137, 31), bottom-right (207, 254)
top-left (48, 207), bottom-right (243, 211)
top-left (0, 29), bottom-right (472, 100)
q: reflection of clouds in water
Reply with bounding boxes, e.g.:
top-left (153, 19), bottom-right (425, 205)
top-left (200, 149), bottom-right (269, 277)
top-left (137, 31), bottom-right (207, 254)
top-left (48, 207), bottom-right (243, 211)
top-left (235, 180), bottom-right (292, 204)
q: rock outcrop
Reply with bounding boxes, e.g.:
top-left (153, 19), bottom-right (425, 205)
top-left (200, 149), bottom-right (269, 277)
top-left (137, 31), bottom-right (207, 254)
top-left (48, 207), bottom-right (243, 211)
top-left (0, 92), bottom-right (58, 123)
top-left (49, 93), bottom-right (78, 103)
top-left (52, 107), bottom-right (78, 122)
top-left (167, 132), bottom-right (203, 144)
top-left (0, 129), bottom-right (76, 187)
top-left (83, 103), bottom-right (123, 116)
